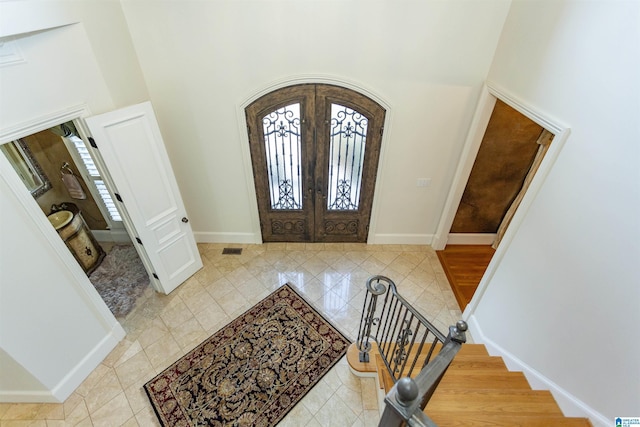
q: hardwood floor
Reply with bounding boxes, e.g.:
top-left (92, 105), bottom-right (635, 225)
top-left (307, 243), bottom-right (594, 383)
top-left (436, 245), bottom-right (495, 310)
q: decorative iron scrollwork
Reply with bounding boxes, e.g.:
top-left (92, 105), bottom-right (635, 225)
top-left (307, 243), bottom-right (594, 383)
top-left (262, 104), bottom-right (303, 211)
top-left (271, 219), bottom-right (305, 235)
top-left (393, 320), bottom-right (413, 372)
top-left (328, 179), bottom-right (358, 210)
top-left (272, 179), bottom-right (301, 210)
top-left (324, 220), bottom-right (358, 235)
top-left (327, 104), bottom-right (368, 211)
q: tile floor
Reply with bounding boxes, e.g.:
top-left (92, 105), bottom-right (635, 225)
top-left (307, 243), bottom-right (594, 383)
top-left (0, 242), bottom-right (465, 427)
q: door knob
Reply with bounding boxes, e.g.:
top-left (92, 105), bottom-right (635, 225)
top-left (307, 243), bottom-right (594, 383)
top-left (182, 217), bottom-right (189, 223)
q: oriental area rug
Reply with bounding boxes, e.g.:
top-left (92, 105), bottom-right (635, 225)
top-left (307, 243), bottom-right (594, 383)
top-left (144, 284), bottom-right (351, 427)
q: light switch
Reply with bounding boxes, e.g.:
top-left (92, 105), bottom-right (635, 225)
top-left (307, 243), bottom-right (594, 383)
top-left (417, 178), bottom-right (431, 187)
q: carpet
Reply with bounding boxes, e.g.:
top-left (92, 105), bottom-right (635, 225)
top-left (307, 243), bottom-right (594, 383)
top-left (144, 284), bottom-right (350, 427)
top-left (88, 244), bottom-right (150, 318)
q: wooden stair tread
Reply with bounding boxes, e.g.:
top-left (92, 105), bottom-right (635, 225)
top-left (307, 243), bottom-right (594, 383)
top-left (428, 389), bottom-right (563, 416)
top-left (449, 355), bottom-right (508, 369)
top-left (426, 414), bottom-right (593, 427)
top-left (438, 371), bottom-right (531, 390)
top-left (455, 344), bottom-right (490, 356)
top-left (347, 341), bottom-right (592, 426)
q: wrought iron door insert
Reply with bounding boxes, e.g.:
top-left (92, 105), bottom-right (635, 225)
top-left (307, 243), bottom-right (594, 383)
top-left (246, 84), bottom-right (385, 242)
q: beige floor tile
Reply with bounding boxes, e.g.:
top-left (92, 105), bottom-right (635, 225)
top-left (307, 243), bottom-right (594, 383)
top-left (73, 365), bottom-right (109, 399)
top-left (123, 383), bottom-right (149, 417)
top-left (89, 393), bottom-right (133, 427)
top-left (133, 407), bottom-right (161, 427)
top-left (142, 335), bottom-right (181, 372)
top-left (0, 420), bottom-right (47, 427)
top-left (33, 404), bottom-right (63, 421)
top-left (360, 377), bottom-right (379, 411)
top-left (300, 378), bottom-right (334, 415)
top-left (1, 404), bottom-right (42, 420)
top-left (336, 383), bottom-right (365, 417)
top-left (314, 393), bottom-right (359, 427)
top-left (113, 351), bottom-right (154, 390)
top-left (213, 288), bottom-right (249, 316)
top-left (193, 303), bottom-right (230, 333)
top-left (54, 400), bottom-right (88, 426)
top-left (83, 370), bottom-right (122, 414)
top-left (277, 400), bottom-right (314, 427)
top-left (120, 416), bottom-right (139, 427)
top-left (3, 243), bottom-right (466, 427)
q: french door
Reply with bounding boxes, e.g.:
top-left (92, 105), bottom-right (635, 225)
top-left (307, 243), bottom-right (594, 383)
top-left (246, 84), bottom-right (385, 242)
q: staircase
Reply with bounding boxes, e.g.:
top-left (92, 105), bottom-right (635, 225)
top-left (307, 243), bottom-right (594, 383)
top-left (347, 342), bottom-right (593, 426)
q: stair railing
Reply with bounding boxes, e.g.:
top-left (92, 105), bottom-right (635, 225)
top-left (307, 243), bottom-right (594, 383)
top-left (355, 275), bottom-right (468, 426)
top-left (379, 321), bottom-right (468, 426)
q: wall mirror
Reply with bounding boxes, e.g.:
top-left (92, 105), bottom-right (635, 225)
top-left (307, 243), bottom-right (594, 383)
top-left (0, 139), bottom-right (52, 198)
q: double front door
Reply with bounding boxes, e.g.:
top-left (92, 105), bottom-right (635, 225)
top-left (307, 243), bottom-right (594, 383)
top-left (246, 84), bottom-right (386, 243)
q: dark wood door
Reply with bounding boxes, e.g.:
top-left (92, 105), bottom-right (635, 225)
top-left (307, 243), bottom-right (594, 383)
top-left (246, 84), bottom-right (385, 243)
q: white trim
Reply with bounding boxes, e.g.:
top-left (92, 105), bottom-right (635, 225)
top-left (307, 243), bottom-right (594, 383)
top-left (235, 74), bottom-right (393, 244)
top-left (467, 315), bottom-right (609, 427)
top-left (0, 104), bottom-right (88, 144)
top-left (431, 82), bottom-right (571, 318)
top-left (194, 231), bottom-right (261, 244)
top-left (0, 37), bottom-right (26, 68)
top-left (486, 81), bottom-right (564, 135)
top-left (92, 229), bottom-right (131, 243)
top-left (0, 325), bottom-right (125, 403)
top-left (0, 120), bottom-right (119, 330)
top-left (463, 125), bottom-right (570, 318)
top-left (0, 391), bottom-right (57, 404)
top-left (51, 325), bottom-right (125, 401)
top-left (0, 106), bottom-right (126, 400)
top-left (446, 233), bottom-right (496, 245)
top-left (369, 233), bottom-right (433, 245)
top-left (431, 86), bottom-right (496, 250)
top-left (432, 82), bottom-right (570, 252)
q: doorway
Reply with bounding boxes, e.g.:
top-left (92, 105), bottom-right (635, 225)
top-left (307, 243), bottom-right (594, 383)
top-left (246, 84), bottom-right (386, 243)
top-left (1, 124), bottom-right (150, 319)
top-left (434, 92), bottom-right (564, 310)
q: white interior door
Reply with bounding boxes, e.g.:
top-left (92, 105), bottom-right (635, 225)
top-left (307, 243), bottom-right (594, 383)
top-left (85, 102), bottom-right (202, 294)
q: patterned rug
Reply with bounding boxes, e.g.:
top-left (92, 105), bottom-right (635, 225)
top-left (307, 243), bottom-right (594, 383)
top-left (144, 284), bottom-right (350, 427)
top-left (88, 244), bottom-right (150, 318)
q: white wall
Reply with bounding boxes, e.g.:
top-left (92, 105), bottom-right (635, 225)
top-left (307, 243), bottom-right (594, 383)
top-left (0, 1), bottom-right (144, 402)
top-left (0, 349), bottom-right (47, 396)
top-left (119, 0), bottom-right (512, 243)
top-left (0, 164), bottom-right (125, 401)
top-left (470, 1), bottom-right (640, 424)
top-left (0, 0), bottom-right (149, 109)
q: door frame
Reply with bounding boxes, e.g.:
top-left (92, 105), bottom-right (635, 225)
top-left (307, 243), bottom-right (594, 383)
top-left (0, 104), bottom-right (125, 327)
top-left (0, 103), bottom-right (162, 314)
top-left (236, 75), bottom-right (393, 244)
top-left (432, 82), bottom-right (571, 317)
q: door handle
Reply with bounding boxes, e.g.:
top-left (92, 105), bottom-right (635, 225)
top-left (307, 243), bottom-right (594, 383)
top-left (182, 217), bottom-right (189, 223)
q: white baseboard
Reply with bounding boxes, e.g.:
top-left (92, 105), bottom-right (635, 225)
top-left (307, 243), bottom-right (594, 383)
top-left (466, 315), bottom-right (609, 427)
top-left (0, 324), bottom-right (125, 403)
top-left (446, 233), bottom-right (496, 245)
top-left (369, 234), bottom-right (433, 245)
top-left (194, 231), bottom-right (261, 244)
top-left (50, 323), bottom-right (125, 402)
top-left (0, 390), bottom-right (59, 403)
top-left (92, 229), bottom-right (131, 243)
top-left (194, 231), bottom-right (435, 246)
